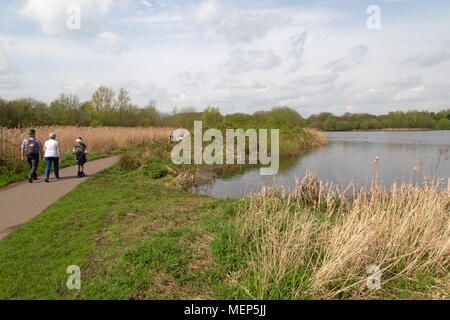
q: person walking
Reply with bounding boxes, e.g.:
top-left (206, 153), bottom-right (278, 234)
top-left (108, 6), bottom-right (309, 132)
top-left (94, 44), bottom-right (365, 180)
top-left (72, 137), bottom-right (88, 177)
top-left (20, 129), bottom-right (43, 183)
top-left (43, 133), bottom-right (61, 182)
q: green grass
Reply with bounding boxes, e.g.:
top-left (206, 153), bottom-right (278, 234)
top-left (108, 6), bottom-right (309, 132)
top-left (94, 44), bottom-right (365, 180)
top-left (0, 146), bottom-right (239, 299)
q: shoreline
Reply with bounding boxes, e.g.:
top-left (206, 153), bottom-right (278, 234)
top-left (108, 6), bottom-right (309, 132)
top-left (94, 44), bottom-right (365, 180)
top-left (320, 128), bottom-right (436, 132)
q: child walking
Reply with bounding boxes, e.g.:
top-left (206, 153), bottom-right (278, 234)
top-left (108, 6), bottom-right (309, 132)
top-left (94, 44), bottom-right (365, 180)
top-left (73, 137), bottom-right (88, 177)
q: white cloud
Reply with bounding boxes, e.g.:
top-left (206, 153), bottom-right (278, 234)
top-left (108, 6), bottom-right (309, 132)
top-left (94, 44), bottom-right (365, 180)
top-left (58, 80), bottom-right (98, 100)
top-left (324, 44), bottom-right (369, 72)
top-left (214, 78), bottom-right (269, 91)
top-left (222, 49), bottom-right (281, 74)
top-left (290, 72), bottom-right (340, 86)
top-left (394, 86), bottom-right (426, 101)
top-left (93, 32), bottom-right (126, 55)
top-left (0, 41), bottom-right (21, 89)
top-left (402, 51), bottom-right (450, 67)
top-left (194, 0), bottom-right (222, 25)
top-left (21, 0), bottom-right (113, 35)
top-left (388, 75), bottom-right (422, 88)
top-left (217, 10), bottom-right (285, 43)
top-left (177, 71), bottom-right (209, 87)
top-left (289, 31), bottom-right (308, 71)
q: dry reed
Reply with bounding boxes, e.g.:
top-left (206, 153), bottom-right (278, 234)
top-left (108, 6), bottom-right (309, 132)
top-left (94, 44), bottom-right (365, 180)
top-left (0, 126), bottom-right (172, 159)
top-left (230, 173), bottom-right (450, 299)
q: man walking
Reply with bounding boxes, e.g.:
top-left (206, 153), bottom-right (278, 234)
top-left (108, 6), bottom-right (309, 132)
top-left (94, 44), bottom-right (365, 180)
top-left (20, 129), bottom-right (43, 183)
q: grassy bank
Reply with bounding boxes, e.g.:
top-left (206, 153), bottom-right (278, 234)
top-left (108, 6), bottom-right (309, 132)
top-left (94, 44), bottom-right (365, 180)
top-left (0, 142), bottom-right (237, 299)
top-left (0, 142), bottom-right (447, 299)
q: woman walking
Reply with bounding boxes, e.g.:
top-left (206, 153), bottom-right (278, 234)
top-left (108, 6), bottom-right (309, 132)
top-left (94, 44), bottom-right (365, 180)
top-left (43, 133), bottom-right (61, 182)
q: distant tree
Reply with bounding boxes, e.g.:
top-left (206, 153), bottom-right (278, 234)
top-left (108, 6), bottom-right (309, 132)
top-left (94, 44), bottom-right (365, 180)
top-left (202, 107), bottom-right (223, 128)
top-left (91, 86), bottom-right (117, 126)
top-left (49, 94), bottom-right (81, 125)
top-left (434, 118), bottom-right (450, 130)
top-left (138, 100), bottom-right (162, 126)
top-left (321, 116), bottom-right (337, 131)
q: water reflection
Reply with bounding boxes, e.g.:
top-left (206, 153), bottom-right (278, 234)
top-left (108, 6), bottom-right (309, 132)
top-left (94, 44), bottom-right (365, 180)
top-left (191, 131), bottom-right (450, 199)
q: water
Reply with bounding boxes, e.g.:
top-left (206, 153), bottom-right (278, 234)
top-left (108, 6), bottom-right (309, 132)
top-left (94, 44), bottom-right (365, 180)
top-left (191, 130), bottom-right (450, 199)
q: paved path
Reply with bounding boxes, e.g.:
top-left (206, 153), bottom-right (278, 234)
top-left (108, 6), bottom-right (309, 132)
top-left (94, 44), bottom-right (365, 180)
top-left (0, 156), bottom-right (121, 240)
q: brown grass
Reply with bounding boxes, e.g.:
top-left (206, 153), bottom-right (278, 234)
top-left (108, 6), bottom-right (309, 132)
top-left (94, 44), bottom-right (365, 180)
top-left (304, 128), bottom-right (328, 146)
top-left (231, 174), bottom-right (450, 299)
top-left (0, 126), bottom-right (172, 159)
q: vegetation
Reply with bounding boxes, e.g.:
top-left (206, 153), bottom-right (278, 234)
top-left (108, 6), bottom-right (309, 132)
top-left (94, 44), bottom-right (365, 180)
top-left (0, 142), bottom-right (231, 299)
top-left (219, 174), bottom-right (449, 299)
top-left (0, 142), bottom-right (447, 299)
top-left (305, 110), bottom-right (450, 131)
top-left (0, 126), bottom-right (171, 187)
top-left (1, 87), bottom-right (449, 131)
top-left (0, 99), bottom-right (327, 186)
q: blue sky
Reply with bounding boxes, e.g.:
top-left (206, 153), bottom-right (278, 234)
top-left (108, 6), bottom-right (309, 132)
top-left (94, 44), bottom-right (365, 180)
top-left (0, 0), bottom-right (449, 115)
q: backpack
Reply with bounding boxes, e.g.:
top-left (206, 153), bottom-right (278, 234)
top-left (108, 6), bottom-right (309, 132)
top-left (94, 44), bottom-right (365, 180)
top-left (74, 143), bottom-right (86, 155)
top-left (25, 138), bottom-right (39, 156)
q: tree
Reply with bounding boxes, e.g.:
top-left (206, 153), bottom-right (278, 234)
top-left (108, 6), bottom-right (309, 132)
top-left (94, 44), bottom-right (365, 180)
top-left (91, 86), bottom-right (117, 125)
top-left (138, 100), bottom-right (161, 126)
top-left (321, 116), bottom-right (337, 131)
top-left (49, 94), bottom-right (81, 125)
top-left (434, 118), bottom-right (450, 130)
top-left (202, 107), bottom-right (223, 128)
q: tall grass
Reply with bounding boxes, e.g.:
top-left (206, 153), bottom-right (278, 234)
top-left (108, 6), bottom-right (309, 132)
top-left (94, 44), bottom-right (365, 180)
top-left (226, 174), bottom-right (449, 299)
top-left (0, 126), bottom-right (172, 160)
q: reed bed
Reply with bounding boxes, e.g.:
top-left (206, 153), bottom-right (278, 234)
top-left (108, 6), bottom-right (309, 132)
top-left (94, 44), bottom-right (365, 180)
top-left (304, 128), bottom-right (328, 146)
top-left (229, 173), bottom-right (450, 299)
top-left (0, 126), bottom-right (172, 160)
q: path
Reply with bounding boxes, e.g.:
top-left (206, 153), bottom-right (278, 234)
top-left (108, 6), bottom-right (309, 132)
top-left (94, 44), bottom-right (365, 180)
top-left (0, 156), bottom-right (121, 240)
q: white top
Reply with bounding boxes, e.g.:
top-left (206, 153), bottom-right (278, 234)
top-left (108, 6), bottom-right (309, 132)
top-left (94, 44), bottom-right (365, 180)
top-left (44, 139), bottom-right (59, 158)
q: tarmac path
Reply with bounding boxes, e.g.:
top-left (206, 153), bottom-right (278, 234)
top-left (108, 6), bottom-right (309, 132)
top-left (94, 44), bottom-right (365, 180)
top-left (0, 156), bottom-right (121, 240)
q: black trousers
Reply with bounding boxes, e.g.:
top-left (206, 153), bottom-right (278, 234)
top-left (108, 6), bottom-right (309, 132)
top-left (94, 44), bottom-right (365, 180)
top-left (26, 154), bottom-right (39, 179)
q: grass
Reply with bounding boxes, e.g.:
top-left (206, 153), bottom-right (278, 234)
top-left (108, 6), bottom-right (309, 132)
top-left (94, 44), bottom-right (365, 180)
top-left (0, 142), bottom-right (238, 299)
top-left (0, 142), bottom-right (447, 300)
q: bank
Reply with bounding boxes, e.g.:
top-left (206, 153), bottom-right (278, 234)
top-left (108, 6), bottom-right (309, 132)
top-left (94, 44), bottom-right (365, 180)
top-left (0, 140), bottom-right (447, 300)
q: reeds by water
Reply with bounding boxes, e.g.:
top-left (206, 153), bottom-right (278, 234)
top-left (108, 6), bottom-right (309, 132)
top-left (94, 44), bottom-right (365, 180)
top-left (230, 173), bottom-right (449, 299)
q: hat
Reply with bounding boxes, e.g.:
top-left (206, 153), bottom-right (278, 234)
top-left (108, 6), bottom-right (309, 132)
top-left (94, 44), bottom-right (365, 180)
top-left (76, 137), bottom-right (82, 143)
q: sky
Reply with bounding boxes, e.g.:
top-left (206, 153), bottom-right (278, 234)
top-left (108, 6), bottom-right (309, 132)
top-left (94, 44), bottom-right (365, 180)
top-left (0, 0), bottom-right (449, 116)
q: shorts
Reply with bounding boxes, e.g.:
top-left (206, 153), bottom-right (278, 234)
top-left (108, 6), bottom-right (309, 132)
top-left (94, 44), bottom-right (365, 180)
top-left (76, 153), bottom-right (86, 165)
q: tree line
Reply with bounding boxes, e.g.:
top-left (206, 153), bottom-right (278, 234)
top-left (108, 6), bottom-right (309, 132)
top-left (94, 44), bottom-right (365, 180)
top-left (306, 110), bottom-right (450, 131)
top-left (1, 86), bottom-right (449, 130)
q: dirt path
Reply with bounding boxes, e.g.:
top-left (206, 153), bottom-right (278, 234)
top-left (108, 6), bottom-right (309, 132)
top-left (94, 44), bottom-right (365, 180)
top-left (0, 156), bottom-right (121, 240)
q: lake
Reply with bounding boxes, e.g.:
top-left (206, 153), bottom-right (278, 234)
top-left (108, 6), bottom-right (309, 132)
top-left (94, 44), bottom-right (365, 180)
top-left (191, 130), bottom-right (450, 199)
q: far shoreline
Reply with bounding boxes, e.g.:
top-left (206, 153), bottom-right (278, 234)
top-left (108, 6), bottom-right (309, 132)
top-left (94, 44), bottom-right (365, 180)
top-left (319, 128), bottom-right (442, 132)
